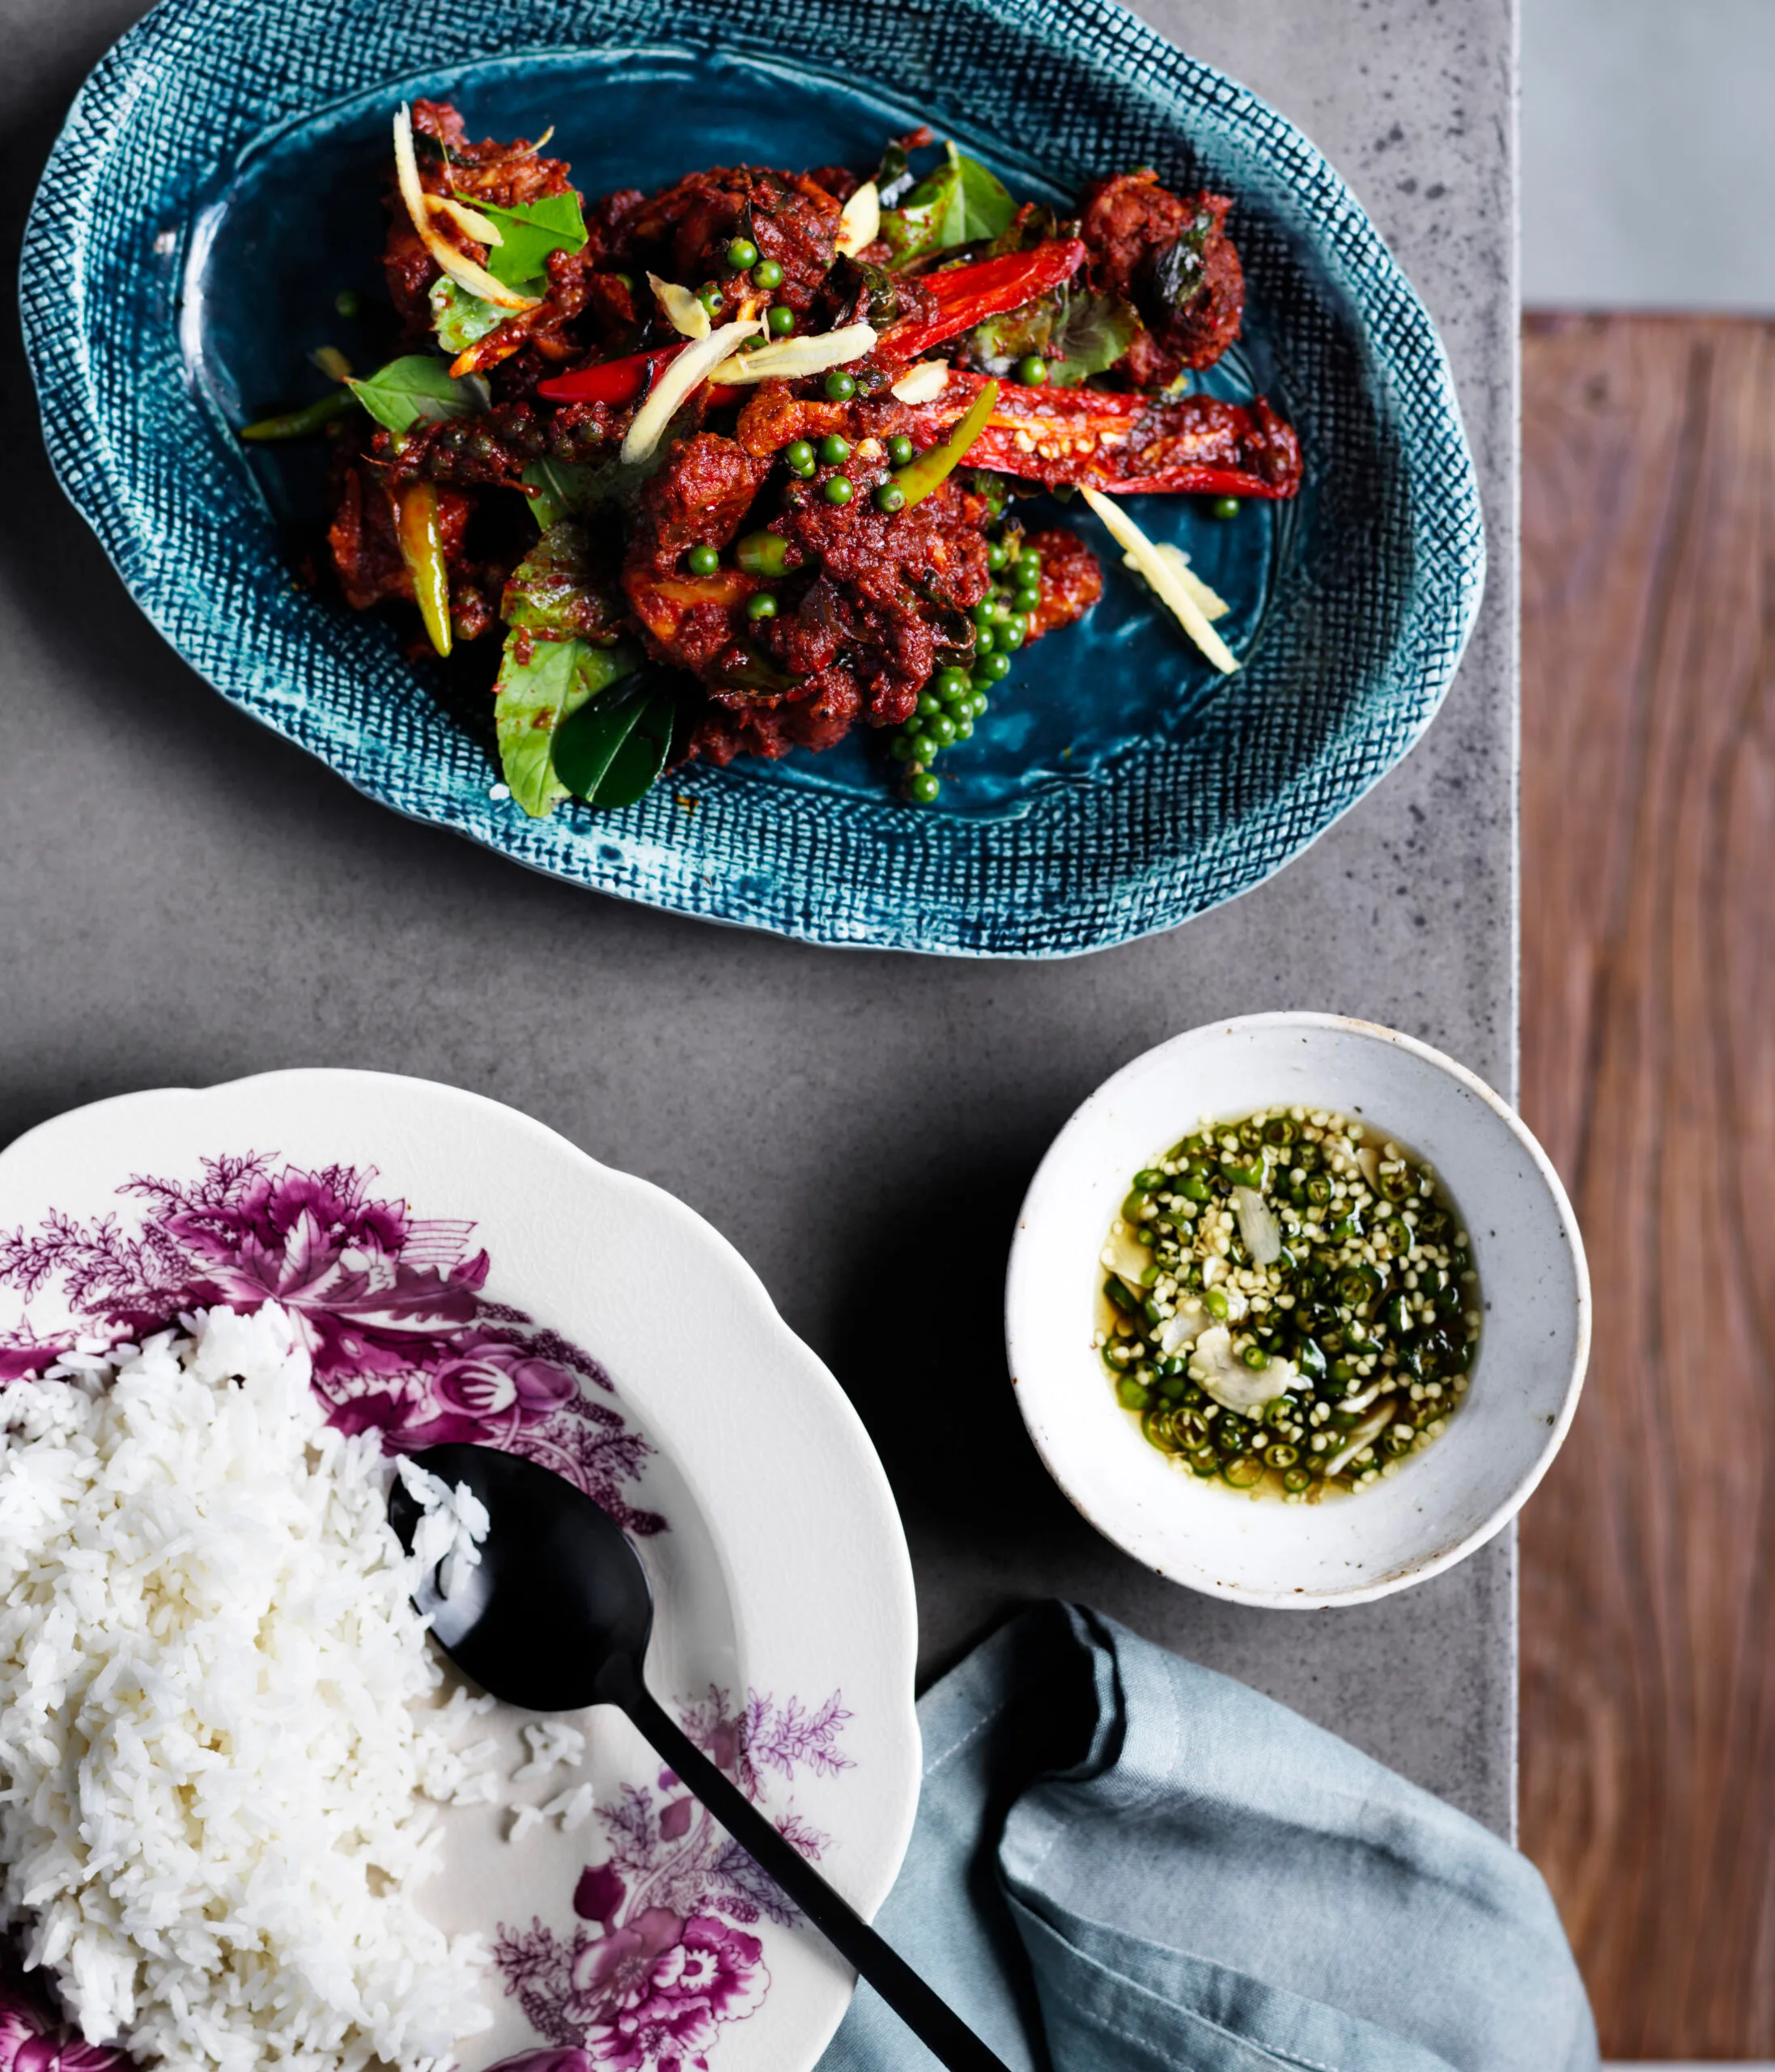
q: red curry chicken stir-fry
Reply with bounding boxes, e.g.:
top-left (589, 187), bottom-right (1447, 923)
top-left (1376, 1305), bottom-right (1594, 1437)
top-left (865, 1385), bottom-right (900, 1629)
top-left (245, 104), bottom-right (1302, 813)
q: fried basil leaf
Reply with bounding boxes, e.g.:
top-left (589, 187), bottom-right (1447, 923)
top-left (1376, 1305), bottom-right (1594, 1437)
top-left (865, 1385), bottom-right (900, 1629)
top-left (494, 633), bottom-right (641, 818)
top-left (346, 355), bottom-right (490, 435)
top-left (873, 136), bottom-right (919, 209)
top-left (476, 191), bottom-right (588, 292)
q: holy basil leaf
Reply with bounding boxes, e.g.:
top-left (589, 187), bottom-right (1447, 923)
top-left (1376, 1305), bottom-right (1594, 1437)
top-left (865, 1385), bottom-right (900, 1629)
top-left (429, 277), bottom-right (505, 355)
top-left (346, 355), bottom-right (490, 435)
top-left (585, 678), bottom-right (682, 808)
top-left (881, 143), bottom-right (1015, 265)
top-left (968, 286), bottom-right (1140, 384)
top-left (477, 191), bottom-right (588, 292)
top-left (1045, 291), bottom-right (1143, 385)
top-left (520, 456), bottom-right (628, 530)
top-left (950, 149), bottom-right (1016, 244)
top-left (495, 634), bottom-right (640, 818)
top-left (503, 520), bottom-right (629, 643)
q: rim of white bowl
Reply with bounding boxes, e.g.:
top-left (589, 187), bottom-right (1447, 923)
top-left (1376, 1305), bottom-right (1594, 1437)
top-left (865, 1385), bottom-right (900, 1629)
top-left (1004, 1012), bottom-right (1592, 1608)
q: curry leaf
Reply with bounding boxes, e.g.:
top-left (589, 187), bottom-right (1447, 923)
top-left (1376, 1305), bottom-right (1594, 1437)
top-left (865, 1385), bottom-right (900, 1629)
top-left (1149, 204), bottom-right (1221, 320)
top-left (551, 676), bottom-right (650, 801)
top-left (429, 278), bottom-right (505, 355)
top-left (346, 355), bottom-right (490, 435)
top-left (494, 634), bottom-right (640, 818)
top-left (477, 191), bottom-right (588, 292)
top-left (581, 678), bottom-right (682, 808)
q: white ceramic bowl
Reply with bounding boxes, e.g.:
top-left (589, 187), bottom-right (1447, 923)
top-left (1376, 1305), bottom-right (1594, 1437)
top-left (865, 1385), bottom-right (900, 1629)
top-left (1004, 1014), bottom-right (1590, 1607)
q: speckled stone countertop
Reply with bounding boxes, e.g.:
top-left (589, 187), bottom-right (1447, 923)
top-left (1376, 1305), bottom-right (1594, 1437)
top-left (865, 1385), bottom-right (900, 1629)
top-left (0, 2), bottom-right (1518, 1831)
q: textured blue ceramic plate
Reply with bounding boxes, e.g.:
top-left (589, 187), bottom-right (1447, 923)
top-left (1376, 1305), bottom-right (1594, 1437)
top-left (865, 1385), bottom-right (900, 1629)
top-left (23, 0), bottom-right (1482, 956)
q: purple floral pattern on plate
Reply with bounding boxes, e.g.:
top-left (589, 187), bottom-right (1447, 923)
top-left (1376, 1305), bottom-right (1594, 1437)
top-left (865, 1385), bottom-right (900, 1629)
top-left (0, 1153), bottom-right (859, 2070)
top-left (493, 1689), bottom-right (853, 2072)
top-left (0, 1153), bottom-right (662, 1532)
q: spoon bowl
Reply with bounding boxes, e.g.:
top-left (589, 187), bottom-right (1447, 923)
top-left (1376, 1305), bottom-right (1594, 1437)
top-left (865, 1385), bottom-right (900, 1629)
top-left (390, 1441), bottom-right (1011, 2072)
top-left (389, 1441), bottom-right (651, 1713)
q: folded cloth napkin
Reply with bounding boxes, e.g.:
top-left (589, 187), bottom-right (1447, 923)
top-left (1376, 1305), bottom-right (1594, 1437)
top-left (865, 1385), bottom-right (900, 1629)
top-left (818, 1603), bottom-right (1597, 2072)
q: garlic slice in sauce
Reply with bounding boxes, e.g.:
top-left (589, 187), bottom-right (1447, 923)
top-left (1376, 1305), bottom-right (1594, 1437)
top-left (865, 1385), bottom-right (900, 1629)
top-left (1233, 1184), bottom-right (1283, 1265)
top-left (1322, 1403), bottom-right (1395, 1479)
top-left (1159, 1300), bottom-right (1211, 1354)
top-left (1190, 1326), bottom-right (1297, 1415)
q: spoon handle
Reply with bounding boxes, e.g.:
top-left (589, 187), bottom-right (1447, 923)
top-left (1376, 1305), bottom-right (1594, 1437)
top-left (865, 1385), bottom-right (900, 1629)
top-left (620, 1680), bottom-right (1013, 2072)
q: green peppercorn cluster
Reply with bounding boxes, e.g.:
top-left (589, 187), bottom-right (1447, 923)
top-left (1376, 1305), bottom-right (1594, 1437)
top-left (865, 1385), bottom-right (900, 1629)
top-left (1098, 1108), bottom-right (1481, 1499)
top-left (891, 537), bottom-right (1042, 805)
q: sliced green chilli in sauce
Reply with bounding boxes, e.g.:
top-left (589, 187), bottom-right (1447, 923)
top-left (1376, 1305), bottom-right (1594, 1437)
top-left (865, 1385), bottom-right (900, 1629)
top-left (1095, 1106), bottom-right (1481, 1501)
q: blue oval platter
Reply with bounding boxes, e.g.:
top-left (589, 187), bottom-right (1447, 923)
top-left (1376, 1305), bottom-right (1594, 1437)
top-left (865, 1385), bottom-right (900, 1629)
top-left (22, 0), bottom-right (1482, 957)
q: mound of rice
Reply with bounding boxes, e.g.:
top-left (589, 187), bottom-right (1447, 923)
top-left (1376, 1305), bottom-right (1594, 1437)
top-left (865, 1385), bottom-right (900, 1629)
top-left (0, 1304), bottom-right (494, 2072)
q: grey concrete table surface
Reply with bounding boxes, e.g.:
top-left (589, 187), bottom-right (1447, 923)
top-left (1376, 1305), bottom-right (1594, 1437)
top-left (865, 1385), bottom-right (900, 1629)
top-left (0, 2), bottom-right (1519, 1832)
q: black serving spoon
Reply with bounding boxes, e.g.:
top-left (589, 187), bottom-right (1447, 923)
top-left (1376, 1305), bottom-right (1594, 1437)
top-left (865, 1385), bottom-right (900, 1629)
top-left (390, 1442), bottom-right (1011, 2072)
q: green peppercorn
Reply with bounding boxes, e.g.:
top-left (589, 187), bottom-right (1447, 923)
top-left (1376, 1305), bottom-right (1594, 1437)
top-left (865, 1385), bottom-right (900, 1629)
top-left (1000, 619), bottom-right (1026, 650)
top-left (1015, 355), bottom-right (1048, 385)
top-left (822, 474), bottom-right (854, 505)
top-left (887, 434), bottom-right (916, 468)
top-left (890, 736), bottom-right (915, 762)
top-left (766, 304), bottom-right (796, 337)
top-left (979, 650), bottom-right (1011, 682)
top-left (698, 284), bottom-right (725, 316)
top-left (1210, 495), bottom-right (1242, 520)
top-left (986, 540), bottom-right (1009, 571)
top-left (908, 771), bottom-right (941, 805)
top-left (934, 667), bottom-right (972, 704)
top-left (724, 237), bottom-right (760, 271)
top-left (819, 432), bottom-right (852, 465)
top-left (951, 714), bottom-right (975, 741)
top-left (745, 591), bottom-right (778, 622)
top-left (930, 712), bottom-right (957, 745)
top-left (909, 732), bottom-right (939, 762)
top-left (873, 482), bottom-right (906, 513)
top-left (686, 544), bottom-right (720, 577)
top-left (783, 439), bottom-right (817, 478)
top-left (973, 623), bottom-right (996, 655)
top-left (751, 257), bottom-right (784, 290)
top-left (824, 369), bottom-right (858, 401)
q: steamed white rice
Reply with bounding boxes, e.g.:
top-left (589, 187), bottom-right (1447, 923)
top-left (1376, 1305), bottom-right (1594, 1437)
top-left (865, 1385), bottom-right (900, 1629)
top-left (0, 1304), bottom-right (495, 2072)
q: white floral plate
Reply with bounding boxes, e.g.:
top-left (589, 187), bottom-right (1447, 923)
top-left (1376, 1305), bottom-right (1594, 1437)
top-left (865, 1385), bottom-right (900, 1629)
top-left (0, 1070), bottom-right (919, 2072)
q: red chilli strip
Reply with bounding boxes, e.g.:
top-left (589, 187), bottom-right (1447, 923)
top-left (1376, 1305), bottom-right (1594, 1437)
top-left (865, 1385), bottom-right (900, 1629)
top-left (536, 343), bottom-right (688, 405)
top-left (874, 240), bottom-right (1087, 363)
top-left (897, 373), bottom-right (1303, 499)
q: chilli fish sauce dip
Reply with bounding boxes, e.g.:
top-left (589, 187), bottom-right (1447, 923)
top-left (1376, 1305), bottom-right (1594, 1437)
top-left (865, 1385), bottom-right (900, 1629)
top-left (1094, 1106), bottom-right (1482, 1498)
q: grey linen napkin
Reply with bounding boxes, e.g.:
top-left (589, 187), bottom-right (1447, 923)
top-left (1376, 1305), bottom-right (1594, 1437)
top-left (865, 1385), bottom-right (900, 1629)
top-left (817, 1603), bottom-right (1598, 2072)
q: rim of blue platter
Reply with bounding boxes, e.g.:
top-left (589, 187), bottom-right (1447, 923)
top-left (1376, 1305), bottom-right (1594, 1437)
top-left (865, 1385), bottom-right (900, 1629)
top-left (22, 0), bottom-right (1484, 957)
